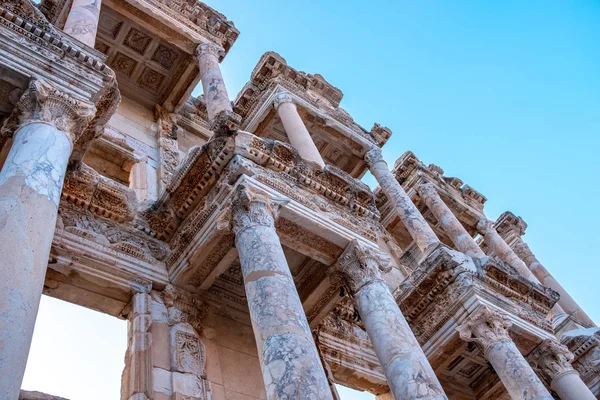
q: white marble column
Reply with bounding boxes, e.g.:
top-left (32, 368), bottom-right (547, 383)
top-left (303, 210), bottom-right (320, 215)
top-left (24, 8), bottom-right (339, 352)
top-left (457, 306), bottom-right (553, 400)
top-left (63, 0), bottom-right (102, 47)
top-left (231, 186), bottom-right (333, 400)
top-left (0, 80), bottom-right (95, 400)
top-left (195, 43), bottom-right (239, 135)
top-left (477, 219), bottom-right (538, 282)
top-left (365, 147), bottom-right (439, 252)
top-left (529, 339), bottom-right (596, 400)
top-left (513, 240), bottom-right (594, 326)
top-left (417, 182), bottom-right (487, 262)
top-left (336, 240), bottom-right (447, 399)
top-left (273, 90), bottom-right (325, 168)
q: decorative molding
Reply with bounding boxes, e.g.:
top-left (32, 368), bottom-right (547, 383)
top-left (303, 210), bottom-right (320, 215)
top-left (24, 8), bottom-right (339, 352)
top-left (456, 306), bottom-right (512, 355)
top-left (529, 339), bottom-right (575, 385)
top-left (335, 240), bottom-right (391, 295)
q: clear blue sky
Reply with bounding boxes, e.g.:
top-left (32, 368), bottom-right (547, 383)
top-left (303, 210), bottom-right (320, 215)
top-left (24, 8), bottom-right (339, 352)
top-left (24, 1), bottom-right (599, 399)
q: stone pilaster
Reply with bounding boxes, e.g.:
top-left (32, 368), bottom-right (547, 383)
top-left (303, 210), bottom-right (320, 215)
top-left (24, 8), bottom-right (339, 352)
top-left (366, 147), bottom-right (439, 252)
top-left (231, 185), bottom-right (333, 399)
top-left (529, 339), bottom-right (596, 400)
top-left (0, 79), bottom-right (95, 400)
top-left (336, 240), bottom-right (447, 399)
top-left (457, 307), bottom-right (553, 400)
top-left (155, 106), bottom-right (180, 191)
top-left (498, 212), bottom-right (594, 327)
top-left (195, 43), bottom-right (240, 136)
top-left (273, 90), bottom-right (325, 168)
top-left (417, 182), bottom-right (487, 263)
top-left (63, 0), bottom-right (102, 47)
top-left (477, 219), bottom-right (538, 282)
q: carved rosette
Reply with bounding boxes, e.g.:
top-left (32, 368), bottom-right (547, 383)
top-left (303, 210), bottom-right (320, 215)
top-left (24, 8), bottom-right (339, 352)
top-left (231, 185), bottom-right (285, 236)
top-left (273, 90), bottom-right (294, 110)
top-left (456, 306), bottom-right (513, 355)
top-left (364, 146), bottom-right (385, 167)
top-left (6, 79), bottom-right (96, 142)
top-left (529, 339), bottom-right (576, 384)
top-left (335, 239), bottom-right (392, 295)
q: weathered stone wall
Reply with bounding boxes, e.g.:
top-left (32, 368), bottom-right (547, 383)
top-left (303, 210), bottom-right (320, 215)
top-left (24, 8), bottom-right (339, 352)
top-left (108, 97), bottom-right (157, 151)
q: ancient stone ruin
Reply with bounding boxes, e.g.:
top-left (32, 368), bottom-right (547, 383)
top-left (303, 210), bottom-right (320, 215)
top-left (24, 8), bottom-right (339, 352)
top-left (0, 1), bottom-right (597, 399)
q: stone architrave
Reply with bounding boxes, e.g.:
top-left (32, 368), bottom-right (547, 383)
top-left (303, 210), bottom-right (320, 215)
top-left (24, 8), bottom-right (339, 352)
top-left (195, 43), bottom-right (240, 135)
top-left (477, 219), bottom-right (538, 282)
top-left (529, 339), bottom-right (596, 400)
top-left (273, 90), bottom-right (325, 168)
top-left (457, 307), bottom-right (553, 400)
top-left (417, 182), bottom-right (487, 263)
top-left (336, 240), bottom-right (448, 399)
top-left (365, 147), bottom-right (439, 252)
top-left (63, 0), bottom-right (102, 47)
top-left (0, 79), bottom-right (95, 400)
top-left (231, 185), bottom-right (333, 400)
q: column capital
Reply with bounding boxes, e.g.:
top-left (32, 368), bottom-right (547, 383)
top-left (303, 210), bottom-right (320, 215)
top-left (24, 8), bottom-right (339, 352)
top-left (457, 306), bottom-right (512, 355)
top-left (364, 146), bottom-right (385, 166)
top-left (496, 211), bottom-right (527, 237)
top-left (476, 218), bottom-right (495, 235)
top-left (335, 239), bottom-right (392, 295)
top-left (6, 79), bottom-right (96, 142)
top-left (417, 182), bottom-right (438, 199)
top-left (195, 42), bottom-right (225, 62)
top-left (231, 185), bottom-right (288, 235)
top-left (273, 90), bottom-right (294, 110)
top-left (529, 339), bottom-right (576, 385)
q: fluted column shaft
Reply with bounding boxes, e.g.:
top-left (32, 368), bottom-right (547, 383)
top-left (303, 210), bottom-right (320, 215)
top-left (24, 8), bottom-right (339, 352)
top-left (231, 186), bottom-right (332, 400)
top-left (0, 80), bottom-right (95, 399)
top-left (417, 183), bottom-right (486, 261)
top-left (478, 219), bottom-right (538, 282)
top-left (529, 339), bottom-right (596, 400)
top-left (63, 0), bottom-right (102, 47)
top-left (336, 240), bottom-right (447, 399)
top-left (274, 91), bottom-right (325, 168)
top-left (458, 307), bottom-right (552, 400)
top-left (366, 147), bottom-right (439, 252)
top-left (513, 239), bottom-right (594, 326)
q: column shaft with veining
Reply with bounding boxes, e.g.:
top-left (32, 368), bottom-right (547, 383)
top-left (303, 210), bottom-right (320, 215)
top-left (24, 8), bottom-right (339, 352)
top-left (63, 0), bottom-right (102, 47)
top-left (366, 147), bottom-right (439, 252)
top-left (232, 186), bottom-right (333, 400)
top-left (0, 80), bottom-right (95, 399)
top-left (417, 182), bottom-right (486, 262)
top-left (336, 240), bottom-right (447, 399)
top-left (273, 90), bottom-right (325, 168)
top-left (457, 307), bottom-right (553, 400)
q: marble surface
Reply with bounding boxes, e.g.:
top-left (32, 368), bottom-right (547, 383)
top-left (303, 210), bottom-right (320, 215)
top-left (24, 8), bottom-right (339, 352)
top-left (63, 0), bottom-right (102, 47)
top-left (233, 192), bottom-right (333, 399)
top-left (366, 147), bottom-right (439, 252)
top-left (197, 43), bottom-right (232, 121)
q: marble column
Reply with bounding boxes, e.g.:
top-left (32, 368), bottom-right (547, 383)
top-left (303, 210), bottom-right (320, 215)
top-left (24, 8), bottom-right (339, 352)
top-left (417, 182), bottom-right (487, 262)
top-left (63, 0), bottom-right (102, 47)
top-left (477, 219), bottom-right (538, 282)
top-left (0, 80), bottom-right (95, 400)
top-left (336, 240), bottom-right (447, 399)
top-left (195, 43), bottom-right (239, 135)
top-left (231, 185), bottom-right (333, 400)
top-left (365, 147), bottom-right (439, 252)
top-left (457, 306), bottom-right (553, 400)
top-left (529, 339), bottom-right (596, 400)
top-left (273, 90), bottom-right (325, 168)
top-left (513, 240), bottom-right (594, 327)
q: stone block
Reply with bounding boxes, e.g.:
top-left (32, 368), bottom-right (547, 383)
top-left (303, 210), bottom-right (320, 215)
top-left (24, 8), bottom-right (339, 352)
top-left (218, 346), bottom-right (265, 398)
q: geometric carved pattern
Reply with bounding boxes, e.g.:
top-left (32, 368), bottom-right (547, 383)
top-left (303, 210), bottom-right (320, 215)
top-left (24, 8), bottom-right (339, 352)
top-left (112, 52), bottom-right (137, 77)
top-left (138, 67), bottom-right (165, 91)
top-left (151, 44), bottom-right (178, 70)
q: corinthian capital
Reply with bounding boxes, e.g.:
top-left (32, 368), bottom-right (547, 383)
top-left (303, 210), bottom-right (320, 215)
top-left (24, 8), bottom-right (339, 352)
top-left (335, 239), bottom-right (392, 295)
top-left (529, 339), bottom-right (575, 384)
top-left (9, 79), bottom-right (96, 141)
top-left (456, 306), bottom-right (512, 355)
top-left (273, 90), bottom-right (294, 110)
top-left (476, 218), bottom-right (495, 235)
top-left (364, 146), bottom-right (384, 166)
top-left (231, 185), bottom-right (288, 235)
top-left (417, 182), bottom-right (438, 199)
top-left (195, 42), bottom-right (225, 61)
